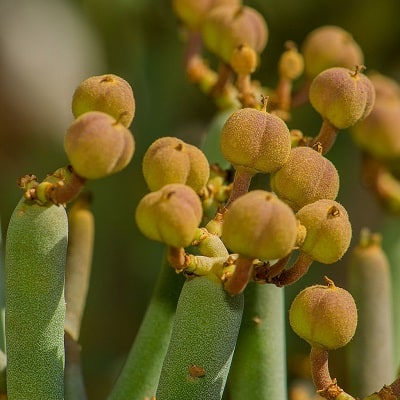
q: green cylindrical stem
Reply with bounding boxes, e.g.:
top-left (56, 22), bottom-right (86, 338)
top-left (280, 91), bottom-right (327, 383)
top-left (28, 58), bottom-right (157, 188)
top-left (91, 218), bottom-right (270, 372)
top-left (382, 216), bottom-right (400, 369)
top-left (156, 275), bottom-right (244, 400)
top-left (108, 255), bottom-right (184, 400)
top-left (228, 283), bottom-right (287, 399)
top-left (347, 230), bottom-right (395, 397)
top-left (5, 198), bottom-right (68, 399)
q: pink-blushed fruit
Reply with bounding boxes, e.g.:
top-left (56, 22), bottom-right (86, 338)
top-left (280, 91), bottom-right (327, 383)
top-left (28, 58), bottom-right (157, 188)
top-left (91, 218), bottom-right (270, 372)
top-left (301, 25), bottom-right (364, 78)
top-left (64, 111), bottom-right (134, 180)
top-left (135, 183), bottom-right (203, 248)
top-left (309, 66), bottom-right (375, 129)
top-left (172, 0), bottom-right (241, 30)
top-left (202, 5), bottom-right (268, 63)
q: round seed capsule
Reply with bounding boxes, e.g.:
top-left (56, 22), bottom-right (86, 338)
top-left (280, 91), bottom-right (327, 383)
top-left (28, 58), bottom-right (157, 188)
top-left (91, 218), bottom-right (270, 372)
top-left (222, 190), bottom-right (297, 260)
top-left (64, 111), bottom-right (135, 180)
top-left (72, 74), bottom-right (135, 128)
top-left (296, 199), bottom-right (352, 264)
top-left (289, 278), bottom-right (358, 350)
top-left (270, 145), bottom-right (340, 211)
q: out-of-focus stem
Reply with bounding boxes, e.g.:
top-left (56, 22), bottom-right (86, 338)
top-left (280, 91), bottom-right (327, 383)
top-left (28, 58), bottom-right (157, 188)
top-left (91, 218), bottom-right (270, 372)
top-left (107, 253), bottom-right (184, 400)
top-left (65, 194), bottom-right (94, 340)
top-left (0, 220), bottom-right (5, 353)
top-left (347, 229), bottom-right (395, 397)
top-left (229, 283), bottom-right (287, 399)
top-left (64, 194), bottom-right (95, 400)
top-left (381, 215), bottom-right (400, 371)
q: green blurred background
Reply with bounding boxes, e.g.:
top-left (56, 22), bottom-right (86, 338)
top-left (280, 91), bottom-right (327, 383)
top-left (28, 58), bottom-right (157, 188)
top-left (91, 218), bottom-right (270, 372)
top-left (0, 0), bottom-right (399, 398)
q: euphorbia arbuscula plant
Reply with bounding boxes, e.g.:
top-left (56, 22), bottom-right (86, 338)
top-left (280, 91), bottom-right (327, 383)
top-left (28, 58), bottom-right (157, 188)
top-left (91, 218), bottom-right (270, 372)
top-left (2, 2), bottom-right (400, 400)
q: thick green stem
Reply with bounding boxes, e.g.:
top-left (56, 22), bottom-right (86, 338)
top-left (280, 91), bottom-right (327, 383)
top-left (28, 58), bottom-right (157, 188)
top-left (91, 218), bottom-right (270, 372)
top-left (0, 220), bottom-right (5, 353)
top-left (347, 229), bottom-right (395, 397)
top-left (381, 216), bottom-right (400, 370)
top-left (108, 253), bottom-right (184, 400)
top-left (228, 283), bottom-right (287, 399)
top-left (5, 198), bottom-right (67, 399)
top-left (156, 275), bottom-right (244, 399)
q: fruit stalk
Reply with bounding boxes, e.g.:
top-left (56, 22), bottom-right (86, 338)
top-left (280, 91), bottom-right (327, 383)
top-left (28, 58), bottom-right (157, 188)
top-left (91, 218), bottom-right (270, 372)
top-left (5, 198), bottom-right (68, 399)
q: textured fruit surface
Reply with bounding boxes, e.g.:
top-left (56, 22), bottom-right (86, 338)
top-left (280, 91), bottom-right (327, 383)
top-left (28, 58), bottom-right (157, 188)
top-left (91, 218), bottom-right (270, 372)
top-left (72, 74), bottom-right (135, 127)
top-left (156, 275), bottom-right (244, 399)
top-left (142, 137), bottom-right (209, 192)
top-left (270, 146), bottom-right (339, 211)
top-left (5, 198), bottom-right (68, 399)
top-left (220, 107), bottom-right (291, 174)
top-left (309, 67), bottom-right (375, 129)
top-left (296, 199), bottom-right (351, 263)
top-left (301, 25), bottom-right (364, 78)
top-left (222, 190), bottom-right (297, 260)
top-left (289, 280), bottom-right (357, 350)
top-left (64, 111), bottom-right (135, 179)
top-left (135, 183), bottom-right (203, 248)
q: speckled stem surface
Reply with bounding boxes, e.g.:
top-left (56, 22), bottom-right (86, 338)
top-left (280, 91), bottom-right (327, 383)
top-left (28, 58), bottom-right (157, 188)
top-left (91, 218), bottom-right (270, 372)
top-left (156, 275), bottom-right (244, 400)
top-left (5, 198), bottom-right (67, 399)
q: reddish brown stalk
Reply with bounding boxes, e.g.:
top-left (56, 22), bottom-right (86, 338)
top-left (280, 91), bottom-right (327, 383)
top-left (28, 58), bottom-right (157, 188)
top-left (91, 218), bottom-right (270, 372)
top-left (311, 119), bottom-right (339, 154)
top-left (224, 256), bottom-right (254, 295)
top-left (310, 347), bottom-right (333, 391)
top-left (224, 169), bottom-right (254, 209)
top-left (272, 251), bottom-right (313, 287)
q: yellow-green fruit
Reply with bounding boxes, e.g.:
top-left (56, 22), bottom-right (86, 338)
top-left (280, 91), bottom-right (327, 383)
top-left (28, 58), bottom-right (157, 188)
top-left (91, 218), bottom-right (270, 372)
top-left (220, 107), bottom-right (291, 174)
top-left (289, 280), bottom-right (358, 350)
top-left (142, 137), bottom-right (210, 192)
top-left (270, 146), bottom-right (340, 211)
top-left (135, 183), bottom-right (202, 248)
top-left (202, 5), bottom-right (268, 63)
top-left (222, 190), bottom-right (297, 260)
top-left (64, 111), bottom-right (135, 180)
top-left (301, 25), bottom-right (364, 78)
top-left (72, 74), bottom-right (135, 127)
top-left (278, 44), bottom-right (304, 80)
top-left (309, 66), bottom-right (375, 129)
top-left (296, 199), bottom-right (352, 264)
top-left (172, 0), bottom-right (241, 30)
